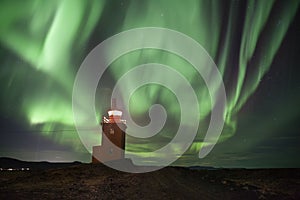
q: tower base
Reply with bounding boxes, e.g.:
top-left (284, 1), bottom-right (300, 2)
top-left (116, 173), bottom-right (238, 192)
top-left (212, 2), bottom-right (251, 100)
top-left (92, 145), bottom-right (125, 164)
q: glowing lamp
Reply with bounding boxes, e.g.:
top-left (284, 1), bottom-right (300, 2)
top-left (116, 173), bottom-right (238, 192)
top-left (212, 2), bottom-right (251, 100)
top-left (108, 110), bottom-right (123, 117)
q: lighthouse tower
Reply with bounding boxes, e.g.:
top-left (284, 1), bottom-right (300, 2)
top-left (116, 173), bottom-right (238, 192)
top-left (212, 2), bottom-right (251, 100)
top-left (92, 99), bottom-right (127, 163)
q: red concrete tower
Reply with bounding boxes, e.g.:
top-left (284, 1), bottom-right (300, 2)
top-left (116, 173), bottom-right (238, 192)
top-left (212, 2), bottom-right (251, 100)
top-left (92, 99), bottom-right (127, 163)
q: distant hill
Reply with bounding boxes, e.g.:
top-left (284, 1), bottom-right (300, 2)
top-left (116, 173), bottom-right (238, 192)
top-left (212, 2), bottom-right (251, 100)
top-left (188, 165), bottom-right (217, 170)
top-left (0, 157), bottom-right (81, 170)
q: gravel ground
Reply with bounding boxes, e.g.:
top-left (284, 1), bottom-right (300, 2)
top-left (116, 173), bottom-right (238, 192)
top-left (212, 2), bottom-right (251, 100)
top-left (0, 164), bottom-right (299, 200)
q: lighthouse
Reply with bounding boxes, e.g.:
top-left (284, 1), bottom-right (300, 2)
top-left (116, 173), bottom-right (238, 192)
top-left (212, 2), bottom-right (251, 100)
top-left (92, 99), bottom-right (127, 163)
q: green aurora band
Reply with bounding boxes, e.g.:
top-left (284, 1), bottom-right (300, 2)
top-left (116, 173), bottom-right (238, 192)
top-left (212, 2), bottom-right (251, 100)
top-left (0, 0), bottom-right (299, 162)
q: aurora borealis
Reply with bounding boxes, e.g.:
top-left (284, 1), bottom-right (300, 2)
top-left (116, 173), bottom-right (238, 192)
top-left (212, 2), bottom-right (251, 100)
top-left (0, 0), bottom-right (300, 167)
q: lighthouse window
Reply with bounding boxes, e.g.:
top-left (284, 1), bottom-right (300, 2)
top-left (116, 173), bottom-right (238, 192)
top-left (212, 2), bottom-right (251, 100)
top-left (109, 128), bottom-right (114, 134)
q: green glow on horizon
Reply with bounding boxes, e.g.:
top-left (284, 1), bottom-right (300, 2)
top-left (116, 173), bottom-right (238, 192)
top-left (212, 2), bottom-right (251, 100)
top-left (0, 0), bottom-right (299, 161)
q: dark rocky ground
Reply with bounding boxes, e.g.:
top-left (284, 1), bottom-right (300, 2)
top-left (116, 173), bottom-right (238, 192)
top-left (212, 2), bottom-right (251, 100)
top-left (0, 158), bottom-right (299, 199)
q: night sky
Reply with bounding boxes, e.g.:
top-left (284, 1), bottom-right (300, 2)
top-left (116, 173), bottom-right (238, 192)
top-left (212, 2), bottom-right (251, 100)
top-left (0, 0), bottom-right (300, 168)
